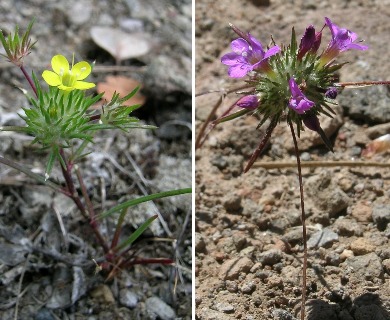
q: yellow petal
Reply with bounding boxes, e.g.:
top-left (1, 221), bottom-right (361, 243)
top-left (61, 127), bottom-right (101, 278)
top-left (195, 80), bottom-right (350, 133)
top-left (74, 81), bottom-right (95, 90)
top-left (58, 84), bottom-right (74, 91)
top-left (51, 55), bottom-right (69, 75)
top-left (72, 61), bottom-right (92, 80)
top-left (42, 70), bottom-right (61, 86)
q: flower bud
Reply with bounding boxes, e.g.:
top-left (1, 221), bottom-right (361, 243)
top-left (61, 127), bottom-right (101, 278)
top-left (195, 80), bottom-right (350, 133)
top-left (297, 25), bottom-right (322, 61)
top-left (236, 95), bottom-right (259, 109)
top-left (325, 87), bottom-right (338, 99)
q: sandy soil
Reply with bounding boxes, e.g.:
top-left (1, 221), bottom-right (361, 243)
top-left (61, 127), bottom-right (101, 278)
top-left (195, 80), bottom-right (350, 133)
top-left (195, 1), bottom-right (390, 319)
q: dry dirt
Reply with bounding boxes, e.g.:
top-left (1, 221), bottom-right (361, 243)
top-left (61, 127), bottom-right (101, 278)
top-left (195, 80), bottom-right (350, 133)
top-left (195, 0), bottom-right (390, 319)
top-left (0, 0), bottom-right (192, 319)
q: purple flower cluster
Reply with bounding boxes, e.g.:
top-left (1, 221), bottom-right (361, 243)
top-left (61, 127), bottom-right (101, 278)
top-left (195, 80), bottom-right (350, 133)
top-left (221, 18), bottom-right (368, 116)
top-left (221, 33), bottom-right (280, 78)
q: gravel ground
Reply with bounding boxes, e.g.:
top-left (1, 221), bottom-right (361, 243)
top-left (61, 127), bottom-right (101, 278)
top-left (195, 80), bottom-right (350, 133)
top-left (195, 0), bottom-right (390, 319)
top-left (0, 0), bottom-right (192, 319)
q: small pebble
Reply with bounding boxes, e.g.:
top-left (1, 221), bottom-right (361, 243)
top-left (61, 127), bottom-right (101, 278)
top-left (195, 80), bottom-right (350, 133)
top-left (220, 257), bottom-right (254, 280)
top-left (145, 297), bottom-right (176, 320)
top-left (351, 202), bottom-right (372, 222)
top-left (325, 252), bottom-right (341, 266)
top-left (258, 249), bottom-right (283, 266)
top-left (223, 194), bottom-right (242, 212)
top-left (345, 253), bottom-right (383, 281)
top-left (350, 238), bottom-right (376, 255)
top-left (334, 218), bottom-right (363, 236)
top-left (307, 228), bottom-right (338, 249)
top-left (267, 275), bottom-right (283, 289)
top-left (240, 281), bottom-right (256, 294)
top-left (271, 308), bottom-right (296, 320)
top-left (382, 259), bottom-right (390, 275)
top-left (354, 183), bottom-right (365, 193)
top-left (35, 308), bottom-right (55, 320)
top-left (195, 232), bottom-right (207, 253)
top-left (340, 249), bottom-right (354, 261)
top-left (215, 302), bottom-right (235, 313)
top-left (225, 280), bottom-right (238, 293)
top-left (119, 289), bottom-right (138, 308)
top-left (372, 204), bottom-right (390, 231)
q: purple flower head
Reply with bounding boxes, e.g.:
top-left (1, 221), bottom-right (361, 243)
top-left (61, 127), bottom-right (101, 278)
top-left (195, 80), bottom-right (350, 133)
top-left (221, 33), bottom-right (280, 78)
top-left (325, 87), bottom-right (338, 99)
top-left (297, 25), bottom-right (322, 60)
top-left (236, 95), bottom-right (259, 109)
top-left (321, 17), bottom-right (368, 65)
top-left (288, 78), bottom-right (315, 114)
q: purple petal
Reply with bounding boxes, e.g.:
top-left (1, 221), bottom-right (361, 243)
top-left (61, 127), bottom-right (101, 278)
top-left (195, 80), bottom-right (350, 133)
top-left (231, 38), bottom-right (250, 53)
top-left (298, 25), bottom-right (316, 57)
top-left (346, 43), bottom-right (368, 51)
top-left (289, 97), bottom-right (315, 114)
top-left (227, 63), bottom-right (252, 78)
top-left (263, 45), bottom-right (281, 59)
top-left (325, 17), bottom-right (338, 38)
top-left (221, 52), bottom-right (245, 65)
top-left (247, 33), bottom-right (264, 53)
top-left (288, 78), bottom-right (315, 114)
top-left (236, 95), bottom-right (258, 109)
top-left (288, 78), bottom-right (301, 96)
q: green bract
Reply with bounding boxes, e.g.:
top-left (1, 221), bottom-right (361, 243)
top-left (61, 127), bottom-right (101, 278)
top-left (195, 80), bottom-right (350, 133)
top-left (246, 28), bottom-right (340, 134)
top-left (18, 74), bottom-right (153, 177)
top-left (21, 76), bottom-right (101, 147)
top-left (0, 19), bottom-right (36, 67)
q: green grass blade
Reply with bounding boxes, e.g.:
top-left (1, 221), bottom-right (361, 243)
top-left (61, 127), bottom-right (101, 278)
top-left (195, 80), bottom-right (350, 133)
top-left (112, 215), bottom-right (158, 252)
top-left (99, 187), bottom-right (192, 219)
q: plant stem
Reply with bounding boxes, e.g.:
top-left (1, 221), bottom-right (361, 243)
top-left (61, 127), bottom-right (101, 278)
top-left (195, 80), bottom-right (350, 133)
top-left (59, 148), bottom-right (109, 253)
top-left (244, 116), bottom-right (278, 173)
top-left (75, 166), bottom-right (110, 254)
top-left (110, 208), bottom-right (127, 250)
top-left (20, 65), bottom-right (37, 97)
top-left (252, 160), bottom-right (390, 169)
top-left (195, 84), bottom-right (253, 149)
top-left (123, 257), bottom-right (174, 267)
top-left (75, 165), bottom-right (96, 221)
top-left (336, 80), bottom-right (390, 88)
top-left (288, 121), bottom-right (307, 320)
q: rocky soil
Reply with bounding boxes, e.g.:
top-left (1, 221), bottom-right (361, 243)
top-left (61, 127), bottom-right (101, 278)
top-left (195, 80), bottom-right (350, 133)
top-left (0, 0), bottom-right (192, 319)
top-left (195, 0), bottom-right (390, 319)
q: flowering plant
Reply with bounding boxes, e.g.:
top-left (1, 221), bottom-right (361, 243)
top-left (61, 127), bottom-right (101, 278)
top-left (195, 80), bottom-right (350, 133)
top-left (216, 17), bottom-right (368, 173)
top-left (197, 17), bottom-right (389, 320)
top-left (0, 21), bottom-right (191, 280)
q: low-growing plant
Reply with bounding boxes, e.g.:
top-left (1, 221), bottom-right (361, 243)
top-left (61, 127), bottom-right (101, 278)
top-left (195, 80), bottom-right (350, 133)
top-left (0, 20), bottom-right (191, 281)
top-left (197, 17), bottom-right (389, 319)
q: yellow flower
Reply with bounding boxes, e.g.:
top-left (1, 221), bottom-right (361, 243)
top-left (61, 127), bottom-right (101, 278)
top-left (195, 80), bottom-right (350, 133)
top-left (42, 54), bottom-right (95, 91)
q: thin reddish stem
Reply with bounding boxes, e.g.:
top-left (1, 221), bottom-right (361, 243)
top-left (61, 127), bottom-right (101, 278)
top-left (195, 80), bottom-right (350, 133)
top-left (123, 258), bottom-right (174, 267)
top-left (195, 84), bottom-right (254, 149)
top-left (110, 210), bottom-right (126, 251)
top-left (288, 121), bottom-right (307, 320)
top-left (59, 149), bottom-right (109, 253)
top-left (20, 65), bottom-right (37, 97)
top-left (244, 116), bottom-right (278, 173)
top-left (336, 80), bottom-right (390, 87)
top-left (75, 166), bottom-right (96, 222)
